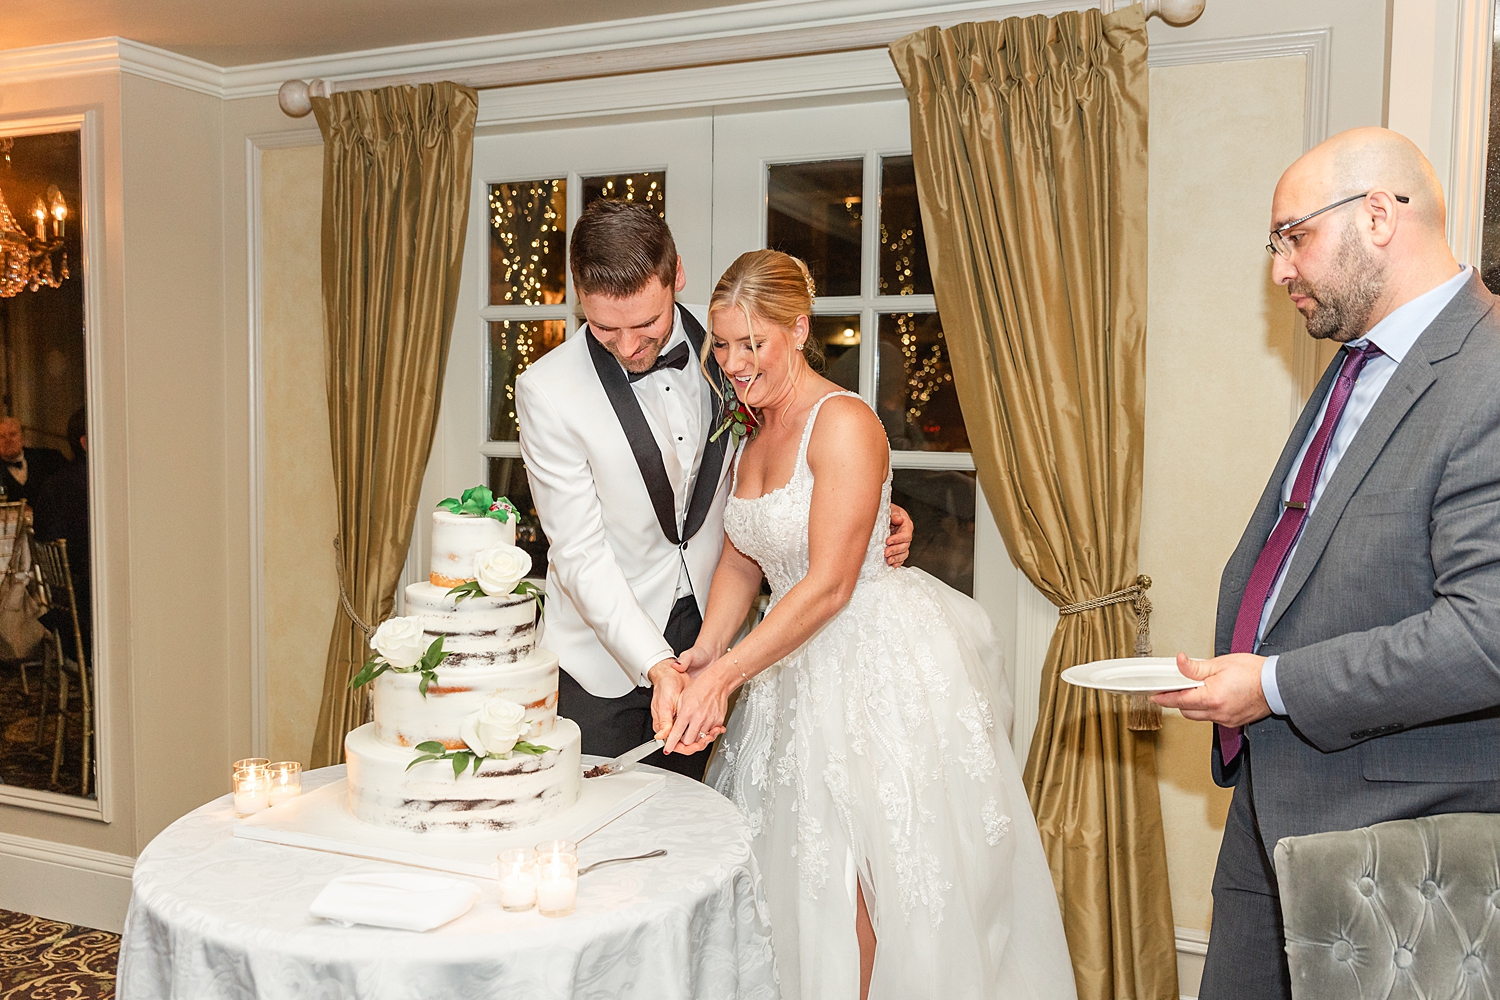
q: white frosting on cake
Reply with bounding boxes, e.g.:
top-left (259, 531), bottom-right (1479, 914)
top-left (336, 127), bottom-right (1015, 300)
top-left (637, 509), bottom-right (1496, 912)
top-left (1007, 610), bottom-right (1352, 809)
top-left (429, 511), bottom-right (516, 587)
top-left (345, 719), bottom-right (581, 833)
top-left (344, 502), bottom-right (581, 835)
top-left (371, 648), bottom-right (560, 749)
top-left (404, 581), bottom-right (537, 664)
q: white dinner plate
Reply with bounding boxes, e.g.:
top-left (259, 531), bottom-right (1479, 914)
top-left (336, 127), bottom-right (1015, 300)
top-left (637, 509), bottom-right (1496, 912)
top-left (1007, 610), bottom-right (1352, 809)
top-left (1060, 656), bottom-right (1204, 694)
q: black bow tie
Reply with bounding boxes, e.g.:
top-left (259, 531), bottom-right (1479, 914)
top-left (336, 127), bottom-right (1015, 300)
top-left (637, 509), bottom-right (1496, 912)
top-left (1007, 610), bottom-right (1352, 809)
top-left (626, 342), bottom-right (690, 383)
top-left (3, 458), bottom-right (21, 469)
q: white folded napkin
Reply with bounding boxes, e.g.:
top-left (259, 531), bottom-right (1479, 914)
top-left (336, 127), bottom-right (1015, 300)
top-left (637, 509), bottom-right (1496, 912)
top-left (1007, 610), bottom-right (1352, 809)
top-left (309, 872), bottom-right (481, 932)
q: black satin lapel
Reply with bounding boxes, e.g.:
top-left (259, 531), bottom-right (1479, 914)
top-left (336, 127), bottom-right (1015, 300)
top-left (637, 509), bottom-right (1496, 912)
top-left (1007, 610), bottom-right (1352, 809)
top-left (586, 325), bottom-right (680, 545)
top-left (1262, 353), bottom-right (1437, 638)
top-left (677, 304), bottom-right (728, 543)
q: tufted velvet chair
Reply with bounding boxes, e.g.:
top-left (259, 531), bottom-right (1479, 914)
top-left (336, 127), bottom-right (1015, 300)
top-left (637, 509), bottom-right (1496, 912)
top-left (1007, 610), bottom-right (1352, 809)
top-left (1273, 813), bottom-right (1500, 999)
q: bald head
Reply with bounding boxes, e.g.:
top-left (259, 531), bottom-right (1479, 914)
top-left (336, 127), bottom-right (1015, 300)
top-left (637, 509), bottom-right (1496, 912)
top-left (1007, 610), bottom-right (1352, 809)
top-left (1276, 127), bottom-right (1446, 232)
top-left (1269, 127), bottom-right (1462, 342)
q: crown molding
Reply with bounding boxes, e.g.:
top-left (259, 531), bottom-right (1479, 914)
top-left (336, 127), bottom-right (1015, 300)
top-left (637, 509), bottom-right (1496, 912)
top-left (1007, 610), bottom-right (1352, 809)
top-left (226, 0), bottom-right (1075, 100)
top-left (115, 38), bottom-right (226, 98)
top-left (0, 38), bottom-right (125, 88)
top-left (0, 37), bottom-right (225, 98)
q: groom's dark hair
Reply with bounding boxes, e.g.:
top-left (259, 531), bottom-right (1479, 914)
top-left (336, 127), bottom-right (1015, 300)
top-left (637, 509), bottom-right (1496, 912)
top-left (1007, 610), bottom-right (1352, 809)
top-left (570, 199), bottom-right (678, 298)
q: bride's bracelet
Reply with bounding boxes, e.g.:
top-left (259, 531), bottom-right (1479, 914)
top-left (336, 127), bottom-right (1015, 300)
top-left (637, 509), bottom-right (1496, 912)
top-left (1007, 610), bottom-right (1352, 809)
top-left (727, 647), bottom-right (749, 683)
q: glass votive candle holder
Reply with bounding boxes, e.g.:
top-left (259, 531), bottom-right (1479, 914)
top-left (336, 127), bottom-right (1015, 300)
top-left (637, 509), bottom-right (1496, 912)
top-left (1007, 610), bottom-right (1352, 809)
top-left (534, 839), bottom-right (578, 917)
top-left (268, 762), bottom-right (302, 806)
top-left (497, 848), bottom-right (538, 912)
top-left (232, 757), bottom-right (269, 775)
top-left (232, 765), bottom-right (271, 816)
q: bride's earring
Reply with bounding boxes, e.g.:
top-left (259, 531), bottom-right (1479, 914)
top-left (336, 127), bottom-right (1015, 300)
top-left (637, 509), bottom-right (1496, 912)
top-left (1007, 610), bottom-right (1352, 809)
top-left (795, 342), bottom-right (805, 352)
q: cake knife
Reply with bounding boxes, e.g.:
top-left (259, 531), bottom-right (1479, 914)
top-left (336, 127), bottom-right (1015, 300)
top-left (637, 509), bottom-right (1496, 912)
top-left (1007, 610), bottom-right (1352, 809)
top-left (583, 739), bottom-right (664, 778)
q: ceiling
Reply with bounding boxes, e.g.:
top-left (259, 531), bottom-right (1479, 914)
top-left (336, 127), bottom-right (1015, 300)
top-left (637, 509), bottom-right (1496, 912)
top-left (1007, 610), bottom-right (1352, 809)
top-left (0, 0), bottom-right (735, 67)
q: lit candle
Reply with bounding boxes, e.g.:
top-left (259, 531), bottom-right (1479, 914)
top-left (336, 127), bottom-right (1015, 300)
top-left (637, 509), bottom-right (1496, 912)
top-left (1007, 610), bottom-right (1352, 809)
top-left (497, 848), bottom-right (537, 912)
top-left (534, 839), bottom-right (578, 917)
top-left (233, 766), bottom-right (270, 816)
top-left (536, 864), bottom-right (576, 916)
top-left (268, 761), bottom-right (301, 806)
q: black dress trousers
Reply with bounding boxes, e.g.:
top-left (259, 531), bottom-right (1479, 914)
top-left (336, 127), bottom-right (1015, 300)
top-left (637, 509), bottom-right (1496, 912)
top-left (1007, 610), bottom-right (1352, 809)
top-left (556, 595), bottom-right (709, 781)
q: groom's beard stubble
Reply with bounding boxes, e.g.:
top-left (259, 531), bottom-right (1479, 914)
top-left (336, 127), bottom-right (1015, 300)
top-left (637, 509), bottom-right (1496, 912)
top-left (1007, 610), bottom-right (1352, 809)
top-left (604, 329), bottom-right (673, 373)
top-left (1291, 222), bottom-right (1388, 343)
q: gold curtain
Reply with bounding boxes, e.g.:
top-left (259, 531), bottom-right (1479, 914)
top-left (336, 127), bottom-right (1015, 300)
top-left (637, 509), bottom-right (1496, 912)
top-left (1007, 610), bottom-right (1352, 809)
top-left (891, 8), bottom-right (1176, 999)
top-left (309, 83), bottom-right (478, 767)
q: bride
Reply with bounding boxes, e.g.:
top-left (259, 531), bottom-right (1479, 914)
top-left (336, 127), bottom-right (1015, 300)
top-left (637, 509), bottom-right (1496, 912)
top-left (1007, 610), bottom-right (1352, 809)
top-left (654, 250), bottom-right (1077, 1000)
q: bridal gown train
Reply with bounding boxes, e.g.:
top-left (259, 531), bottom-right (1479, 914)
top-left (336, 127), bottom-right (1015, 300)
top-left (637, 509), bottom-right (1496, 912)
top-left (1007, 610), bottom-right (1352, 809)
top-left (707, 392), bottom-right (1077, 1000)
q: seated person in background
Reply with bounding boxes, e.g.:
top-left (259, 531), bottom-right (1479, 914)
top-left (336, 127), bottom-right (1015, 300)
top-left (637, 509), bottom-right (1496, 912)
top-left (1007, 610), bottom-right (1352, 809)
top-left (0, 416), bottom-right (65, 509)
top-left (34, 409), bottom-right (90, 663)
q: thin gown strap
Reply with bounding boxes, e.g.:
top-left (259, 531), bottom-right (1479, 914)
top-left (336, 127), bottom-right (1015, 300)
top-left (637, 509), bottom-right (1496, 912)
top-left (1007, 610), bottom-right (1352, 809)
top-left (795, 390), bottom-right (863, 473)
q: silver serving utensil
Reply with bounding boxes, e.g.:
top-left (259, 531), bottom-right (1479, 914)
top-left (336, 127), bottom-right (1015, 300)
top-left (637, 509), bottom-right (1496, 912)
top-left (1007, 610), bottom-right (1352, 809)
top-left (583, 738), bottom-right (664, 778)
top-left (578, 849), bottom-right (667, 876)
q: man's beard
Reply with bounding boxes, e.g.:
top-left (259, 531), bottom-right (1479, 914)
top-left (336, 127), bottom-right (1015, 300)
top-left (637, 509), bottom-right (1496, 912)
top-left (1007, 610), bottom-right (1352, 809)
top-left (1290, 223), bottom-right (1387, 342)
top-left (603, 332), bottom-right (672, 373)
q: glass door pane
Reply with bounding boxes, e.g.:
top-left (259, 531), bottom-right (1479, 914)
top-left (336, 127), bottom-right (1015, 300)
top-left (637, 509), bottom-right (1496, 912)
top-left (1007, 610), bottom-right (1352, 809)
top-left (488, 179), bottom-right (567, 306)
top-left (766, 159), bottom-right (865, 297)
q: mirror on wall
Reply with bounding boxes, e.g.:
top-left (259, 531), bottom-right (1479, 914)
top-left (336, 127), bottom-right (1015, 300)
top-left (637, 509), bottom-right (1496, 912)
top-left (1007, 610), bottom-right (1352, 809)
top-left (0, 125), bottom-right (94, 802)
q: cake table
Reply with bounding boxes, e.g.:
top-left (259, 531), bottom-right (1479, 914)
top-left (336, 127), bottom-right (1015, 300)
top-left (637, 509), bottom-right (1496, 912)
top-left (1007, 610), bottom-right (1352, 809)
top-left (116, 763), bottom-right (778, 1000)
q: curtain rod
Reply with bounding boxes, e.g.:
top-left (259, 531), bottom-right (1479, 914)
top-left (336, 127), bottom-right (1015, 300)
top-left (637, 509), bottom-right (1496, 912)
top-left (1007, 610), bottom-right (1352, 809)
top-left (278, 0), bottom-right (1204, 117)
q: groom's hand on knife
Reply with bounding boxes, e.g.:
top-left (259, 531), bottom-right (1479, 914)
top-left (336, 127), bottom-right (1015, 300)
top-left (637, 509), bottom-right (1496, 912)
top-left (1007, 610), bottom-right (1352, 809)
top-left (647, 658), bottom-right (689, 740)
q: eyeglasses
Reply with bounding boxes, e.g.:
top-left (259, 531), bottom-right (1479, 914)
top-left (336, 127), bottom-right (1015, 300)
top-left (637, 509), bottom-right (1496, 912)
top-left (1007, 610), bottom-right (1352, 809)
top-left (1266, 191), bottom-right (1410, 259)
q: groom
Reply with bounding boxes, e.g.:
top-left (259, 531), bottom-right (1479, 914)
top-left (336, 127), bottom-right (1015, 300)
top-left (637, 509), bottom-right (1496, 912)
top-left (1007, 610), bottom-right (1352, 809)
top-left (517, 200), bottom-right (911, 779)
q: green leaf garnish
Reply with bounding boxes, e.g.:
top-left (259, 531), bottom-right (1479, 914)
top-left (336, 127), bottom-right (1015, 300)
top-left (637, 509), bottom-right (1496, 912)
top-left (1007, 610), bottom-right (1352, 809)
top-left (513, 580), bottom-right (546, 619)
top-left (352, 636), bottom-right (446, 697)
top-left (446, 580), bottom-right (485, 603)
top-left (348, 658), bottom-right (393, 690)
top-left (401, 740), bottom-right (553, 772)
top-left (436, 485), bottom-right (517, 523)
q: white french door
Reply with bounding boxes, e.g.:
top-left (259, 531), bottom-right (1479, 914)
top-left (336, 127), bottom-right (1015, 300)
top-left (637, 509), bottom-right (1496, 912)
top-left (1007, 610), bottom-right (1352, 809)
top-left (711, 101), bottom-right (1018, 713)
top-left (420, 98), bottom-right (1034, 758)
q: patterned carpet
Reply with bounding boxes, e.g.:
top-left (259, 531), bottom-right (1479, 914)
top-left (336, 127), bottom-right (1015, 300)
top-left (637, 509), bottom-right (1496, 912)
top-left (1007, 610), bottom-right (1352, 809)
top-left (0, 909), bottom-right (118, 999)
top-left (0, 658), bottom-right (88, 797)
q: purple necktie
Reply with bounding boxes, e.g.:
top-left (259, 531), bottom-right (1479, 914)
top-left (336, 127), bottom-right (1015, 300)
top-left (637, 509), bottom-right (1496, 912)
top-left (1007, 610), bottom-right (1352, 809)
top-left (1220, 342), bottom-right (1384, 765)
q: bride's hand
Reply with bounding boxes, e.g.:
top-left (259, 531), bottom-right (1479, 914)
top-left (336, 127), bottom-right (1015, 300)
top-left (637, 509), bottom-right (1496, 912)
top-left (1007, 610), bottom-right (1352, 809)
top-left (664, 671), bottom-right (730, 756)
top-left (675, 643), bottom-right (718, 677)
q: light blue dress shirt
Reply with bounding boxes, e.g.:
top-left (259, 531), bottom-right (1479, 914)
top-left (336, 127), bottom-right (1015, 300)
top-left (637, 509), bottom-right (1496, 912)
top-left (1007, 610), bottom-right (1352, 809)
top-left (1260, 265), bottom-right (1471, 715)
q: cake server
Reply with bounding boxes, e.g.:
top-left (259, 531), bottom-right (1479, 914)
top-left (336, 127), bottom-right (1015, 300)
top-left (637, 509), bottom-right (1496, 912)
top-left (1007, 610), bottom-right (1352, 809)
top-left (584, 739), bottom-right (664, 777)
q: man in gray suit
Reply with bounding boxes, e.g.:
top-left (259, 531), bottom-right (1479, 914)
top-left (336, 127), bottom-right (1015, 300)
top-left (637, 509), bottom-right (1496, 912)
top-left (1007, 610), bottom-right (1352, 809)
top-left (1156, 127), bottom-right (1500, 999)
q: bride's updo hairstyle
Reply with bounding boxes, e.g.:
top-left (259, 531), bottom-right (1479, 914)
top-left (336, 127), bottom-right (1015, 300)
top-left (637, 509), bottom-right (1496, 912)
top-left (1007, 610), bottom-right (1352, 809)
top-left (703, 250), bottom-right (825, 395)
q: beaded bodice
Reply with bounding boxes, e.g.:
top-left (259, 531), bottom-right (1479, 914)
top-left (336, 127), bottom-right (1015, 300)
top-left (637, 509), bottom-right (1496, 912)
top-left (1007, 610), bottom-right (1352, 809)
top-left (722, 392), bottom-right (894, 600)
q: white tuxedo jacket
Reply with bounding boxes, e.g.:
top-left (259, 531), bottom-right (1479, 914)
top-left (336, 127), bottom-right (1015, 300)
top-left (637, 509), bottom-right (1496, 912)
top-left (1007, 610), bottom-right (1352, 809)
top-left (516, 304), bottom-right (735, 698)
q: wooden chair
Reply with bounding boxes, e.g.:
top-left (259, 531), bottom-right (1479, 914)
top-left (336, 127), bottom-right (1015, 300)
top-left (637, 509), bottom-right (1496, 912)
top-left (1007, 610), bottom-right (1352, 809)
top-left (31, 538), bottom-right (93, 796)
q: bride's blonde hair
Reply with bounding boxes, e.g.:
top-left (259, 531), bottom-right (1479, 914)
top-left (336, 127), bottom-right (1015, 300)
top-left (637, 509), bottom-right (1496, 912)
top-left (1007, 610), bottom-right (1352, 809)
top-left (702, 249), bottom-right (823, 398)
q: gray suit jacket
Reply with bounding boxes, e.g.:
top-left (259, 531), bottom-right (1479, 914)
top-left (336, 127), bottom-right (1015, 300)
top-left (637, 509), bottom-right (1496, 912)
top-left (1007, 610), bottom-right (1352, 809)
top-left (1214, 272), bottom-right (1500, 852)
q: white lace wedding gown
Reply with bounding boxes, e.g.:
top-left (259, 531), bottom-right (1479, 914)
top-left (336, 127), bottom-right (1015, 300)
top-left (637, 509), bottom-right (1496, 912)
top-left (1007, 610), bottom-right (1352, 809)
top-left (707, 392), bottom-right (1077, 1000)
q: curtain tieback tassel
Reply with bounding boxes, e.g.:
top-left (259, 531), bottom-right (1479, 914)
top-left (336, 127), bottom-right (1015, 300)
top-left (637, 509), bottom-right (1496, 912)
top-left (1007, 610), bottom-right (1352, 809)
top-left (1059, 575), bottom-right (1160, 731)
top-left (333, 536), bottom-right (377, 641)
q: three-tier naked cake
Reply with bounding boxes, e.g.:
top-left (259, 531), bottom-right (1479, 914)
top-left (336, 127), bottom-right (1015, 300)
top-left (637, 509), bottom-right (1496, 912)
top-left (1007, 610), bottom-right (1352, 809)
top-left (344, 508), bottom-right (582, 833)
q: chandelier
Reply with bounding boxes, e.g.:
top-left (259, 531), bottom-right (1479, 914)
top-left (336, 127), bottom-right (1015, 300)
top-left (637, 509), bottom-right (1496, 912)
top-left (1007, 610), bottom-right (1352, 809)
top-left (0, 137), bottom-right (69, 299)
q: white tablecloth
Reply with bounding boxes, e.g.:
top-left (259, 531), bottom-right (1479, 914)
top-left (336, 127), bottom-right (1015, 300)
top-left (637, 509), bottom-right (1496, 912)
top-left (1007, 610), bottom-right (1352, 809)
top-left (118, 764), bottom-right (779, 1000)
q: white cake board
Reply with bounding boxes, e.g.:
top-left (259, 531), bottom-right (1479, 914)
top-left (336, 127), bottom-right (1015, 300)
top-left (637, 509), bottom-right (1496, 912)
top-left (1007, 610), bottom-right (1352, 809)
top-left (233, 766), bottom-right (665, 879)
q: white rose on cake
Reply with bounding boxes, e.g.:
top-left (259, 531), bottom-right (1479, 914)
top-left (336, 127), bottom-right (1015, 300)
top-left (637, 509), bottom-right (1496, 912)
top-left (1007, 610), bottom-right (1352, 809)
top-left (370, 616), bottom-right (427, 668)
top-left (475, 544), bottom-right (532, 596)
top-left (460, 697), bottom-right (530, 757)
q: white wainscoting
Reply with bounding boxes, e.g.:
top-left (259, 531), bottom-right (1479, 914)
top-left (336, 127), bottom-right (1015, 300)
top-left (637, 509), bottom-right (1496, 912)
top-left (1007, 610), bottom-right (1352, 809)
top-left (0, 831), bottom-right (134, 932)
